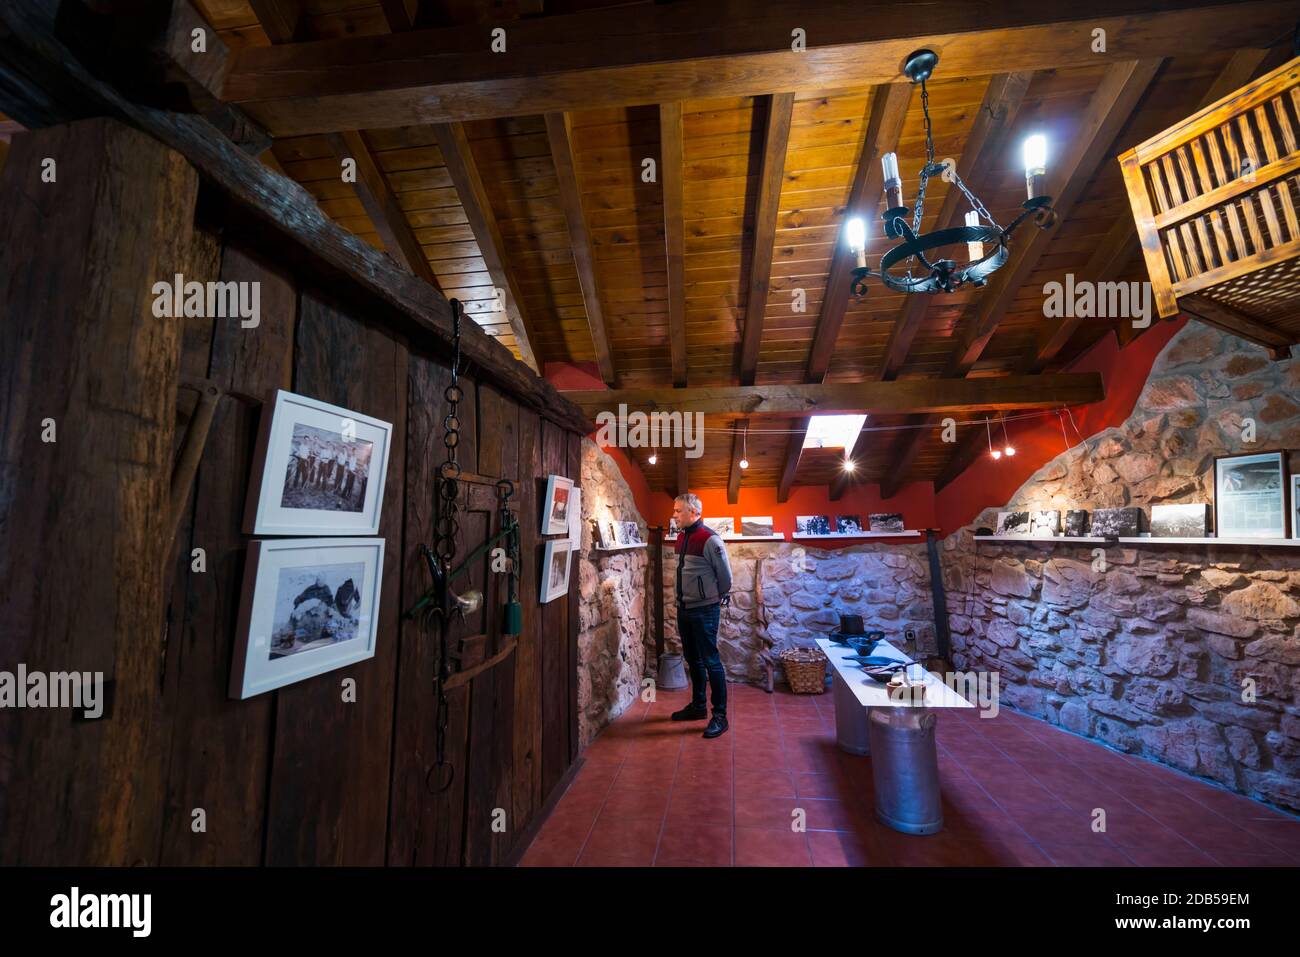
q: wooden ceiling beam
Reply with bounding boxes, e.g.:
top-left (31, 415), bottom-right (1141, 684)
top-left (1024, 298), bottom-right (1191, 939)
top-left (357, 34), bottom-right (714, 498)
top-left (727, 418), bottom-right (748, 504)
top-left (777, 422), bottom-right (807, 504)
top-left (845, 72), bottom-right (1031, 501)
top-left (946, 58), bottom-right (1164, 379)
top-left (1028, 47), bottom-right (1274, 370)
top-left (325, 129), bottom-right (440, 288)
top-left (878, 72), bottom-right (1032, 382)
top-left (561, 372), bottom-right (1104, 418)
top-left (661, 102), bottom-right (688, 387)
top-left (738, 92), bottom-right (794, 387)
top-left (1179, 295), bottom-right (1295, 359)
top-left (221, 1), bottom-right (1296, 135)
top-left (778, 82), bottom-right (910, 495)
top-left (246, 0), bottom-right (302, 43)
top-left (545, 111), bottom-right (616, 384)
top-left (379, 0), bottom-right (420, 33)
top-left (434, 121), bottom-right (541, 372)
top-left (923, 59), bottom-right (1162, 492)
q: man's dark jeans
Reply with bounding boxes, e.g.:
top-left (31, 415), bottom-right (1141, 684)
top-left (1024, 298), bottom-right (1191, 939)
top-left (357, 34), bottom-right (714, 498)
top-left (679, 602), bottom-right (726, 715)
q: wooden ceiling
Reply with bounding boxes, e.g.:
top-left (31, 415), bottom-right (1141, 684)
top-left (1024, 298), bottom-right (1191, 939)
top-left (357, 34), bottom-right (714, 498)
top-left (187, 0), bottom-right (1293, 496)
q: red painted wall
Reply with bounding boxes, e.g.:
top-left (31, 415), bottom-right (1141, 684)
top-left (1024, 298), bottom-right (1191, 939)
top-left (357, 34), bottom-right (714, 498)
top-left (935, 318), bottom-right (1187, 534)
top-left (555, 322), bottom-right (1185, 540)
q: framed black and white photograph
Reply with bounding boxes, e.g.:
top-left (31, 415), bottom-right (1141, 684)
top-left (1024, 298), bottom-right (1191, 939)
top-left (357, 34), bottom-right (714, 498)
top-left (835, 515), bottom-right (864, 535)
top-left (741, 516), bottom-right (774, 536)
top-left (1151, 503), bottom-right (1211, 537)
top-left (621, 521), bottom-right (643, 544)
top-left (706, 517), bottom-right (735, 535)
top-left (796, 515), bottom-right (830, 535)
top-left (541, 538), bottom-right (573, 603)
top-left (595, 519), bottom-right (617, 548)
top-left (541, 474), bottom-right (574, 535)
top-left (244, 390), bottom-right (392, 536)
top-left (869, 513), bottom-right (904, 533)
top-left (995, 511), bottom-right (1030, 536)
top-left (1029, 510), bottom-right (1060, 537)
top-left (1063, 509), bottom-right (1090, 537)
top-left (1292, 476), bottom-right (1300, 540)
top-left (1091, 506), bottom-right (1142, 538)
top-left (230, 538), bottom-right (384, 699)
top-left (1215, 451), bottom-right (1288, 539)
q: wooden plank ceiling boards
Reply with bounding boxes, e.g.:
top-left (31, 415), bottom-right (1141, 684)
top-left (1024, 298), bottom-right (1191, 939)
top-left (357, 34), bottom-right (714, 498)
top-left (124, 1), bottom-right (1296, 493)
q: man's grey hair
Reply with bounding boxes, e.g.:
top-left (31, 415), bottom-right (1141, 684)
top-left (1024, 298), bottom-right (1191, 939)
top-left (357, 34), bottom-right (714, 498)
top-left (674, 492), bottom-right (702, 514)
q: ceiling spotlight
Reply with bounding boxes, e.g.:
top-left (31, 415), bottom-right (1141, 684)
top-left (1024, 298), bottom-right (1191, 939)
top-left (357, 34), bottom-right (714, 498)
top-left (842, 457), bottom-right (856, 473)
top-left (991, 449), bottom-right (1003, 460)
top-left (648, 451), bottom-right (657, 465)
top-left (985, 418), bottom-right (1002, 461)
top-left (1001, 416), bottom-right (1016, 457)
top-left (1004, 446), bottom-right (1016, 457)
top-left (739, 426), bottom-right (749, 469)
top-left (739, 457), bottom-right (749, 470)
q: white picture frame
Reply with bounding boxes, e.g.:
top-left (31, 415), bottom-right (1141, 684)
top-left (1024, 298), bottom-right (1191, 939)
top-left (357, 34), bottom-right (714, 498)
top-left (541, 474), bottom-right (574, 535)
top-left (541, 538), bottom-right (573, 603)
top-left (567, 487), bottom-right (583, 544)
top-left (1214, 450), bottom-right (1288, 539)
top-left (230, 537), bottom-right (385, 699)
top-left (244, 389), bottom-right (392, 536)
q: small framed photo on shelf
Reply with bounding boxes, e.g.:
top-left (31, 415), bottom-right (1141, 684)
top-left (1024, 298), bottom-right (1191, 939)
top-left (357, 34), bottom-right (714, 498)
top-left (595, 519), bottom-right (618, 548)
top-left (230, 537), bottom-right (385, 699)
top-left (706, 517), bottom-right (735, 535)
top-left (796, 515), bottom-right (830, 535)
top-left (868, 513), bottom-right (904, 533)
top-left (1292, 475), bottom-right (1300, 540)
top-left (244, 389), bottom-right (393, 536)
top-left (741, 516), bottom-right (774, 537)
top-left (621, 521), bottom-right (643, 545)
top-left (541, 475), bottom-right (574, 535)
top-left (1214, 451), bottom-right (1288, 539)
top-left (541, 538), bottom-right (573, 603)
top-left (835, 515), bottom-right (864, 535)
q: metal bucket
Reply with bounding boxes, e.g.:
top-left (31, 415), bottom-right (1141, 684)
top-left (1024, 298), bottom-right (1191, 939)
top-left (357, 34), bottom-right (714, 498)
top-left (868, 707), bottom-right (943, 835)
top-left (657, 653), bottom-right (688, 690)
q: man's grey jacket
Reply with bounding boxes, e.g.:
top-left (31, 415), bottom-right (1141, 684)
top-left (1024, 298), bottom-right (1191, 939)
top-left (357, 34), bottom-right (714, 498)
top-left (675, 520), bottom-right (733, 609)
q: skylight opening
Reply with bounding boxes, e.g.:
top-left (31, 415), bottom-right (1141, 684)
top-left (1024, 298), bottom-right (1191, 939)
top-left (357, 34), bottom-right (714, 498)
top-left (802, 414), bottom-right (867, 450)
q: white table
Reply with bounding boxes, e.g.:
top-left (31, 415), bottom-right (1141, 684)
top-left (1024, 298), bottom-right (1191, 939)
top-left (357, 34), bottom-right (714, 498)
top-left (816, 638), bottom-right (973, 755)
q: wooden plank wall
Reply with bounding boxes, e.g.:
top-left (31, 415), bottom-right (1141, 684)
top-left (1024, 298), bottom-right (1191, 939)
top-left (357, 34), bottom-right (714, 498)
top-left (0, 118), bottom-right (582, 865)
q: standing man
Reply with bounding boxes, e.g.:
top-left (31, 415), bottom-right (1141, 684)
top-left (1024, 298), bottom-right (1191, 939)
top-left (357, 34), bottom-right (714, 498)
top-left (670, 493), bottom-right (733, 738)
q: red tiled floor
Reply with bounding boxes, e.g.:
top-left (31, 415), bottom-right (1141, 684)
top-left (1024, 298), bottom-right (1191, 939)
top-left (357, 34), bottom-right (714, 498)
top-left (517, 688), bottom-right (1300, 867)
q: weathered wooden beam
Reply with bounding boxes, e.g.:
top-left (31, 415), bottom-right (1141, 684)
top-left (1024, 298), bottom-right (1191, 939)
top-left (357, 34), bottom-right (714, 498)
top-left (1179, 295), bottom-right (1294, 359)
top-left (948, 59), bottom-right (1164, 378)
top-left (661, 102), bottom-right (688, 387)
top-left (0, 0), bottom-right (586, 433)
top-left (326, 129), bottom-right (440, 287)
top-left (379, 0), bottom-right (420, 32)
top-left (878, 72), bottom-right (1031, 381)
top-left (1029, 47), bottom-right (1273, 369)
top-left (247, 0), bottom-right (302, 43)
top-left (738, 92), bottom-right (794, 386)
top-left (220, 1), bottom-right (1296, 135)
top-left (807, 82), bottom-right (912, 383)
top-left (727, 418), bottom-right (748, 504)
top-left (434, 121), bottom-right (541, 372)
top-left (545, 111), bottom-right (616, 385)
top-left (562, 372), bottom-right (1104, 418)
top-left (776, 423), bottom-right (806, 505)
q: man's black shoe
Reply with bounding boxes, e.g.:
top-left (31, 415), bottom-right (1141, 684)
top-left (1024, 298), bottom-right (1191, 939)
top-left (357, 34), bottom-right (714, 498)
top-left (702, 714), bottom-right (729, 738)
top-left (671, 704), bottom-right (708, 721)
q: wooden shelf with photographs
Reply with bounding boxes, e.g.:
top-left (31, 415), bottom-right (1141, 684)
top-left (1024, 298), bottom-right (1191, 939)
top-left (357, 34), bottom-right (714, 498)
top-left (975, 535), bottom-right (1300, 547)
top-left (594, 542), bottom-right (649, 552)
top-left (791, 531), bottom-right (924, 540)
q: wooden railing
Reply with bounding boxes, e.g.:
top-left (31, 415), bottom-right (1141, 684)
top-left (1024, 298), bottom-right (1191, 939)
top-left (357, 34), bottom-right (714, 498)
top-left (1120, 56), bottom-right (1300, 336)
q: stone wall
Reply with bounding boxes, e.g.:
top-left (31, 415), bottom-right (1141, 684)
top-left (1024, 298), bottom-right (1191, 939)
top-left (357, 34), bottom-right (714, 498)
top-left (941, 324), bottom-right (1300, 811)
top-left (663, 541), bottom-right (938, 683)
top-left (576, 439), bottom-right (652, 748)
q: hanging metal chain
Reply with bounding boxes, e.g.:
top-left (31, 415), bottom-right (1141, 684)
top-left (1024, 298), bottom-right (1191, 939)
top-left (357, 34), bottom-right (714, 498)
top-left (911, 79), bottom-right (936, 237)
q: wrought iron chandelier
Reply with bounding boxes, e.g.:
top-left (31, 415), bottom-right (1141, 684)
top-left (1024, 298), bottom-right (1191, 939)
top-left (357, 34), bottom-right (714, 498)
top-left (849, 49), bottom-right (1056, 297)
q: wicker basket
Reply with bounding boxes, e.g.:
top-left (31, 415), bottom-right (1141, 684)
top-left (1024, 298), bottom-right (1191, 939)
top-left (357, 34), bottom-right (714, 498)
top-left (779, 646), bottom-right (828, 694)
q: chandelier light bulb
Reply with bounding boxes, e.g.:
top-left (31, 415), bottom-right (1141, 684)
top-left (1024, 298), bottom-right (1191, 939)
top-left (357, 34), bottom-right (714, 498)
top-left (846, 216), bottom-right (867, 268)
top-left (965, 210), bottom-right (984, 261)
top-left (1023, 134), bottom-right (1048, 200)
